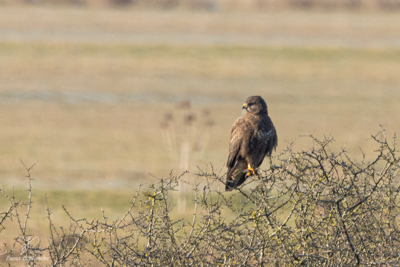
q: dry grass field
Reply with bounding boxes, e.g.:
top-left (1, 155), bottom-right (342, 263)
top-left (0, 5), bottom-right (400, 262)
top-left (1, 43), bottom-right (398, 186)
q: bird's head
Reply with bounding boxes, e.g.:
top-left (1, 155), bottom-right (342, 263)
top-left (242, 96), bottom-right (268, 115)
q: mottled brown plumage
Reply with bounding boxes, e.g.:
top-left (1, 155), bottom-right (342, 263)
top-left (226, 96), bottom-right (277, 191)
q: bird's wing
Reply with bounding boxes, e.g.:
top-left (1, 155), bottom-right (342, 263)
top-left (263, 117), bottom-right (278, 157)
top-left (254, 119), bottom-right (278, 167)
top-left (227, 117), bottom-right (246, 168)
top-left (265, 126), bottom-right (278, 157)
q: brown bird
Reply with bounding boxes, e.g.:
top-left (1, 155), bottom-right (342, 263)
top-left (225, 96), bottom-right (277, 191)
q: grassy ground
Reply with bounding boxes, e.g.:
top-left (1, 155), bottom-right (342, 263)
top-left (1, 6), bottom-right (400, 259)
top-left (1, 43), bottom-right (399, 186)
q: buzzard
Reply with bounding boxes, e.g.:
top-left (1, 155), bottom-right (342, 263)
top-left (225, 96), bottom-right (277, 191)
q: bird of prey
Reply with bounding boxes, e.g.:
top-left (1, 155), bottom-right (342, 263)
top-left (225, 96), bottom-right (277, 191)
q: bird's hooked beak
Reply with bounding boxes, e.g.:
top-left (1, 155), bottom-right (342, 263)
top-left (242, 103), bottom-right (247, 110)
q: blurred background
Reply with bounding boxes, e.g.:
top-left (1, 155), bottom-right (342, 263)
top-left (0, 0), bottom-right (400, 231)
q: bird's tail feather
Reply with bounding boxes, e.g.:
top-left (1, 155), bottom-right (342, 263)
top-left (225, 169), bottom-right (247, 191)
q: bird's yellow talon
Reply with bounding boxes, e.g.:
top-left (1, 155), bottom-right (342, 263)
top-left (247, 165), bottom-right (258, 177)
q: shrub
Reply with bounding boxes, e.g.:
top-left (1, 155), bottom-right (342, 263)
top-left (1, 128), bottom-right (399, 266)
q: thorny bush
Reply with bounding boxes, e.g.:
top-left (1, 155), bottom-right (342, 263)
top-left (1, 129), bottom-right (399, 266)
